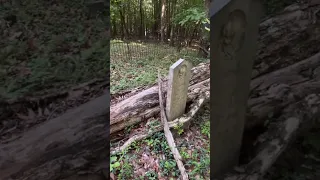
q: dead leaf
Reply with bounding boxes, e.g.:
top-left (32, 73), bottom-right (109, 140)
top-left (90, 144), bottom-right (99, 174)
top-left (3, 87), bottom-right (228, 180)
top-left (44, 108), bottom-right (50, 116)
top-left (27, 38), bottom-right (37, 51)
top-left (16, 113), bottom-right (29, 121)
top-left (110, 173), bottom-right (115, 180)
top-left (134, 168), bottom-right (146, 177)
top-left (9, 31), bottom-right (22, 40)
top-left (37, 107), bottom-right (43, 117)
top-left (68, 90), bottom-right (84, 100)
top-left (27, 108), bottom-right (36, 120)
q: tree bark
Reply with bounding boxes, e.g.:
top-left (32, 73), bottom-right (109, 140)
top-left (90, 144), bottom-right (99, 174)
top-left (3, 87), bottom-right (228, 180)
top-left (253, 2), bottom-right (320, 78)
top-left (160, 0), bottom-right (166, 42)
top-left (139, 0), bottom-right (144, 38)
top-left (217, 93), bottom-right (320, 180)
top-left (1, 2), bottom-right (320, 180)
top-left (0, 93), bottom-right (110, 180)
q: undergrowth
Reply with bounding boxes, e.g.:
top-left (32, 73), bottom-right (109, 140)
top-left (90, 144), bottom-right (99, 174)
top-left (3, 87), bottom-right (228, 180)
top-left (0, 0), bottom-right (109, 99)
top-left (110, 104), bottom-right (211, 179)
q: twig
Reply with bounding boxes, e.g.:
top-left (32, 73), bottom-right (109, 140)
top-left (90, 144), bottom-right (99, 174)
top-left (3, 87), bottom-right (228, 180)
top-left (158, 70), bottom-right (189, 180)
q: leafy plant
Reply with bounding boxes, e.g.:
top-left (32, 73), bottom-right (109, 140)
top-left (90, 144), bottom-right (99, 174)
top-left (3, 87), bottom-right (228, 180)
top-left (174, 123), bottom-right (185, 135)
top-left (110, 156), bottom-right (121, 172)
top-left (200, 120), bottom-right (210, 138)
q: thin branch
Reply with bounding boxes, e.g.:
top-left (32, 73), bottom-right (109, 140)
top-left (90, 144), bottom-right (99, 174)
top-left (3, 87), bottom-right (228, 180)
top-left (158, 70), bottom-right (189, 180)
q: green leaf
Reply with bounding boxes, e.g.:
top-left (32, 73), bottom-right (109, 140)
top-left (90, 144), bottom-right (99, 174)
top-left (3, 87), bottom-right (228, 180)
top-left (113, 162), bottom-right (121, 168)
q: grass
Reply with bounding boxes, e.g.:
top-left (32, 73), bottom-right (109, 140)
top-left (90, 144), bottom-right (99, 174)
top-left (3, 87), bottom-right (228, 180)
top-left (110, 39), bottom-right (207, 94)
top-left (0, 0), bottom-right (109, 99)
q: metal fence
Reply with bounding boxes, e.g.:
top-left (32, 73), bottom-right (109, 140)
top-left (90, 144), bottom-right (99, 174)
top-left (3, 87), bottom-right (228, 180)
top-left (110, 39), bottom-right (202, 62)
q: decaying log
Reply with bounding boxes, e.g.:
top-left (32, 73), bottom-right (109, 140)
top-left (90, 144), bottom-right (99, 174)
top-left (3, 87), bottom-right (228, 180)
top-left (247, 50), bottom-right (320, 128)
top-left (0, 93), bottom-right (110, 180)
top-left (111, 51), bottom-right (320, 135)
top-left (110, 88), bottom-right (209, 155)
top-left (253, 2), bottom-right (320, 78)
top-left (217, 93), bottom-right (320, 180)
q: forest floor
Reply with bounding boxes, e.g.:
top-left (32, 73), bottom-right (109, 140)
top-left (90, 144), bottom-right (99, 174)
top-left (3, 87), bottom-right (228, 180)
top-left (0, 0), bottom-right (108, 142)
top-left (110, 104), bottom-right (210, 180)
top-left (110, 40), bottom-right (210, 179)
top-left (0, 0), bottom-right (108, 100)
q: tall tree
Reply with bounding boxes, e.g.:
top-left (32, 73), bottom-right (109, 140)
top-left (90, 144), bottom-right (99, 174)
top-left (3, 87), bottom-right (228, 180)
top-left (160, 0), bottom-right (166, 42)
top-left (139, 0), bottom-right (144, 38)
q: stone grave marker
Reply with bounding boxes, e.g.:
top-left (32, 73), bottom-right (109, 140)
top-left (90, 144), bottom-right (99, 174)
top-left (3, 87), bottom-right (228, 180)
top-left (166, 59), bottom-right (192, 121)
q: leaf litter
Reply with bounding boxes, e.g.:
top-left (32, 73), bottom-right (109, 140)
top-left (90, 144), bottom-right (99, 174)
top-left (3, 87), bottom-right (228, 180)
top-left (0, 0), bottom-right (109, 144)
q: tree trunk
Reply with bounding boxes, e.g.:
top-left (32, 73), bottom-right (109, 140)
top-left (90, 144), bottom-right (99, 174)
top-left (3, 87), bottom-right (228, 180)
top-left (119, 8), bottom-right (128, 39)
top-left (139, 0), bottom-right (144, 38)
top-left (204, 0), bottom-right (211, 16)
top-left (1, 2), bottom-right (320, 180)
top-left (160, 0), bottom-right (166, 42)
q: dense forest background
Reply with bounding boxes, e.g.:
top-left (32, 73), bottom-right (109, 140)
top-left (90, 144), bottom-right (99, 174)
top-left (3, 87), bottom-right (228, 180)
top-left (111, 0), bottom-right (210, 49)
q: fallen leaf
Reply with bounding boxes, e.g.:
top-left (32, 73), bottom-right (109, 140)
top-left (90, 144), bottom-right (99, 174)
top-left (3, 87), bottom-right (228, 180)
top-left (37, 107), bottom-right (43, 117)
top-left (16, 113), bottom-right (29, 121)
top-left (110, 172), bottom-right (115, 180)
top-left (44, 108), bottom-right (50, 116)
top-left (27, 108), bottom-right (36, 120)
top-left (68, 90), bottom-right (84, 99)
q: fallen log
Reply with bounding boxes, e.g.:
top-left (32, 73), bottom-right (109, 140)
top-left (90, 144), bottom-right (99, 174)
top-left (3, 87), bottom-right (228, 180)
top-left (253, 2), bottom-right (320, 78)
top-left (111, 51), bottom-right (320, 136)
top-left (218, 93), bottom-right (320, 180)
top-left (0, 93), bottom-right (110, 180)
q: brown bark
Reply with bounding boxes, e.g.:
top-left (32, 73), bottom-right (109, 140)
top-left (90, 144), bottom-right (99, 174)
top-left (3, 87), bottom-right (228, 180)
top-left (160, 0), bottom-right (166, 42)
top-left (139, 0), bottom-right (144, 38)
top-left (0, 94), bottom-right (110, 180)
top-left (217, 93), bottom-right (320, 180)
top-left (253, 2), bottom-right (320, 78)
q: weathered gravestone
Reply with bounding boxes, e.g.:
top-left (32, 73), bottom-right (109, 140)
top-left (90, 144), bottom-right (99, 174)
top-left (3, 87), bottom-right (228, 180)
top-left (166, 59), bottom-right (192, 121)
top-left (209, 0), bottom-right (264, 176)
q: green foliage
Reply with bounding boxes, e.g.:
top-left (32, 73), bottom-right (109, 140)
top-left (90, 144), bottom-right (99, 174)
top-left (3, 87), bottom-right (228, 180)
top-left (173, 123), bottom-right (184, 135)
top-left (173, 7), bottom-right (207, 26)
top-left (180, 147), bottom-right (191, 159)
top-left (200, 120), bottom-right (210, 138)
top-left (145, 170), bottom-right (158, 180)
top-left (110, 156), bottom-right (121, 172)
top-left (160, 159), bottom-right (178, 176)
